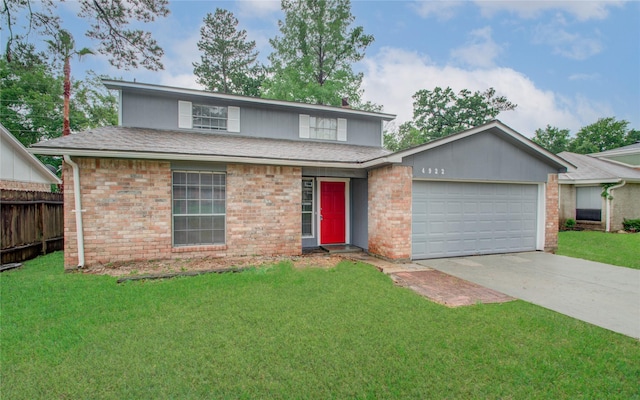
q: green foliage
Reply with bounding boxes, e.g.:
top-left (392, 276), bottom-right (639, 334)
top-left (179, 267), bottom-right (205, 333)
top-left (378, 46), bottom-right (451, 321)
top-left (558, 231), bottom-right (640, 269)
top-left (193, 9), bottom-right (263, 96)
top-left (385, 86), bottom-right (516, 151)
top-left (2, 0), bottom-right (169, 70)
top-left (569, 117), bottom-right (635, 154)
top-left (0, 44), bottom-right (117, 173)
top-left (531, 125), bottom-right (571, 154)
top-left (263, 0), bottom-right (374, 107)
top-left (563, 218), bottom-right (576, 230)
top-left (601, 182), bottom-right (618, 199)
top-left (622, 219), bottom-right (640, 232)
top-left (2, 252), bottom-right (639, 398)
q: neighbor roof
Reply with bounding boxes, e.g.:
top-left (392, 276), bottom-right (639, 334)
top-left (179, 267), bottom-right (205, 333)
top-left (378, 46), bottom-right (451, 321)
top-left (1, 123), bottom-right (61, 184)
top-left (30, 126), bottom-right (394, 168)
top-left (558, 151), bottom-right (640, 183)
top-left (590, 141), bottom-right (640, 157)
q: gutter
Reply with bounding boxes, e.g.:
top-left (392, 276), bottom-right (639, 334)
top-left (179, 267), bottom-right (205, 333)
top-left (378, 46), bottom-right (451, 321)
top-left (605, 180), bottom-right (626, 232)
top-left (63, 155), bottom-right (85, 268)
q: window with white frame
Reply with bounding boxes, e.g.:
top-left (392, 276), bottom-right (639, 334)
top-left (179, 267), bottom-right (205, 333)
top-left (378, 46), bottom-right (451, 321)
top-left (302, 178), bottom-right (314, 237)
top-left (299, 114), bottom-right (347, 141)
top-left (310, 117), bottom-right (337, 140)
top-left (193, 104), bottom-right (227, 131)
top-left (172, 171), bottom-right (226, 246)
top-left (178, 101), bottom-right (240, 132)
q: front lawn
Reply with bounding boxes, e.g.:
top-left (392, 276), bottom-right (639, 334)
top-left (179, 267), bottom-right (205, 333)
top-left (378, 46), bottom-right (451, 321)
top-left (558, 231), bottom-right (640, 269)
top-left (2, 252), bottom-right (639, 399)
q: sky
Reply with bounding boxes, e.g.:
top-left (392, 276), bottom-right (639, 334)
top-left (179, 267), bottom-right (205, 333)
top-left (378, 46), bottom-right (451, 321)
top-left (8, 0), bottom-right (640, 137)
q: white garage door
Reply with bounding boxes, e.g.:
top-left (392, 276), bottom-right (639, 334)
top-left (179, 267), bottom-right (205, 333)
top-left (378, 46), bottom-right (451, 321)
top-left (412, 181), bottom-right (538, 259)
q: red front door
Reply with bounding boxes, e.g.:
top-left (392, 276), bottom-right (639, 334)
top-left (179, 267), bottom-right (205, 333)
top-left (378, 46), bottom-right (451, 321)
top-left (320, 181), bottom-right (346, 244)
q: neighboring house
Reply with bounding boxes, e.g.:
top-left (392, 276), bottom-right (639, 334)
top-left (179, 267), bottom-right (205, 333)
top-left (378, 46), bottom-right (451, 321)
top-left (559, 145), bottom-right (640, 232)
top-left (1, 123), bottom-right (61, 192)
top-left (30, 80), bottom-right (570, 270)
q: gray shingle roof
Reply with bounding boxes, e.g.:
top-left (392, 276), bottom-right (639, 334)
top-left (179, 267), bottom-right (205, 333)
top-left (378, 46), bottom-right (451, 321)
top-left (30, 126), bottom-right (392, 165)
top-left (558, 151), bottom-right (640, 182)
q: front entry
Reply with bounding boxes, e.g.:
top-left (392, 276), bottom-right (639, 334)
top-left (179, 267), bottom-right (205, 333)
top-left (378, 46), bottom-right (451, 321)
top-left (320, 181), bottom-right (346, 244)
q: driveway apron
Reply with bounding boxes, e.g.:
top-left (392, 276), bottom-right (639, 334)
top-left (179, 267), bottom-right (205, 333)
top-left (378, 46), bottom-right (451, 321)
top-left (416, 252), bottom-right (640, 339)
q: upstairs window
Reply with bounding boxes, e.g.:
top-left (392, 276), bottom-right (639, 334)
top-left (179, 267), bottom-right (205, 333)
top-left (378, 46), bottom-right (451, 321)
top-left (310, 117), bottom-right (337, 140)
top-left (193, 104), bottom-right (227, 131)
top-left (178, 101), bottom-right (240, 132)
top-left (299, 114), bottom-right (347, 141)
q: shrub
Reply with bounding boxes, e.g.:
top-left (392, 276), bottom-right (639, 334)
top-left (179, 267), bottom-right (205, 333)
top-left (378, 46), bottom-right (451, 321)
top-left (564, 218), bottom-right (576, 230)
top-left (622, 218), bottom-right (640, 232)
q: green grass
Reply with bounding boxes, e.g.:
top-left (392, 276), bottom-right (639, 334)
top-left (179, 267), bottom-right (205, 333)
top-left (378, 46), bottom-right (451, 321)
top-left (558, 231), bottom-right (640, 269)
top-left (2, 252), bottom-right (639, 399)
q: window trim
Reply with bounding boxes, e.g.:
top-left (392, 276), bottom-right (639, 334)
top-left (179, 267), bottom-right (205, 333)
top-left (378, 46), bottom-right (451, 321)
top-left (302, 178), bottom-right (315, 238)
top-left (299, 114), bottom-right (347, 142)
top-left (172, 170), bottom-right (226, 247)
top-left (177, 101), bottom-right (240, 133)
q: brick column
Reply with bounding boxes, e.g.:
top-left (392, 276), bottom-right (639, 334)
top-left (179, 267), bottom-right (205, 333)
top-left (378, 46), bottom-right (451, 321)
top-left (545, 173), bottom-right (559, 252)
top-left (368, 165), bottom-right (412, 261)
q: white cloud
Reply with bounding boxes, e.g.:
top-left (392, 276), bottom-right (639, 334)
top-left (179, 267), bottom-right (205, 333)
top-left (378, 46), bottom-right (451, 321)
top-left (360, 47), bottom-right (586, 136)
top-left (237, 0), bottom-right (282, 18)
top-left (450, 26), bottom-right (503, 68)
top-left (475, 0), bottom-right (626, 21)
top-left (533, 18), bottom-right (603, 60)
top-left (411, 1), bottom-right (464, 20)
top-left (568, 73), bottom-right (600, 81)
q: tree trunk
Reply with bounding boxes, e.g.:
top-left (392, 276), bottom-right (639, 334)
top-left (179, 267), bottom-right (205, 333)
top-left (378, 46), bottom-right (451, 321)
top-left (63, 56), bottom-right (71, 136)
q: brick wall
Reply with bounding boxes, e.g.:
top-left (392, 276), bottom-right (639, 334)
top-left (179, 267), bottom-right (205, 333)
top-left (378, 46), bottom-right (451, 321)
top-left (63, 158), bottom-right (172, 269)
top-left (63, 159), bottom-right (303, 269)
top-left (544, 173), bottom-right (559, 252)
top-left (368, 165), bottom-right (412, 261)
top-left (0, 180), bottom-right (52, 192)
top-left (226, 164), bottom-right (301, 257)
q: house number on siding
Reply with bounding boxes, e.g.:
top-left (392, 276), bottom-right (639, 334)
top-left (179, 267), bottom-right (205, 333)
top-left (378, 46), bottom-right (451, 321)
top-left (422, 167), bottom-right (445, 175)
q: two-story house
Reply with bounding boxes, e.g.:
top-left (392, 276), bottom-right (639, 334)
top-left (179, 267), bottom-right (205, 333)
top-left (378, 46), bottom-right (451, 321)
top-left (31, 80), bottom-right (570, 270)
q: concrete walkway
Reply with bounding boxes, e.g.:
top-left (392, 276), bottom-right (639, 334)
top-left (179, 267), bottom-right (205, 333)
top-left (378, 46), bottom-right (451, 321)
top-left (416, 252), bottom-right (640, 339)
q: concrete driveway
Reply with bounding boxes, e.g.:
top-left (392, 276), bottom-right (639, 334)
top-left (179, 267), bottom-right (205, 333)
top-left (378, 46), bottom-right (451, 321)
top-left (416, 252), bottom-right (640, 339)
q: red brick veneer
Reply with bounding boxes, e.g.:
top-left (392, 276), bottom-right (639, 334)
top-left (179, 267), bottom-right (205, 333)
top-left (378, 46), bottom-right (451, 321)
top-left (368, 165), bottom-right (412, 261)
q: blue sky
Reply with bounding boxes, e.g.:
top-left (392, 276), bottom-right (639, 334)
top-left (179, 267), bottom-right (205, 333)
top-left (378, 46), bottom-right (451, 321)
top-left (11, 0), bottom-right (640, 137)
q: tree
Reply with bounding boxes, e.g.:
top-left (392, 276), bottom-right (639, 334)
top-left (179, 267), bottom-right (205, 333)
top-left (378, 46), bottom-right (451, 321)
top-left (531, 125), bottom-right (571, 154)
top-left (193, 9), bottom-right (262, 96)
top-left (0, 44), bottom-right (117, 171)
top-left (2, 0), bottom-right (169, 70)
top-left (385, 87), bottom-right (516, 151)
top-left (263, 0), bottom-right (374, 107)
top-left (569, 117), bottom-right (634, 154)
top-left (46, 30), bottom-right (93, 136)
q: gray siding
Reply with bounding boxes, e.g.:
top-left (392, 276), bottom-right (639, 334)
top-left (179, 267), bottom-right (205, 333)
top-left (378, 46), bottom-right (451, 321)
top-left (351, 178), bottom-right (368, 250)
top-left (120, 91), bottom-right (383, 147)
top-left (402, 132), bottom-right (557, 183)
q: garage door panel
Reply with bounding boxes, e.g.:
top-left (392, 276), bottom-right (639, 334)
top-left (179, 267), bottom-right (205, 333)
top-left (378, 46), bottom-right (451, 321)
top-left (412, 181), bottom-right (538, 259)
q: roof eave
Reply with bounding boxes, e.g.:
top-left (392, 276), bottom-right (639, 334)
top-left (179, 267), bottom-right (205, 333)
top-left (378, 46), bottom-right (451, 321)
top-left (28, 147), bottom-right (376, 169)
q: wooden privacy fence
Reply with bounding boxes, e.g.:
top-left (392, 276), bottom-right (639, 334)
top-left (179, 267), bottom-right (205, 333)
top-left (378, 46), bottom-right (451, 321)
top-left (1, 190), bottom-right (64, 264)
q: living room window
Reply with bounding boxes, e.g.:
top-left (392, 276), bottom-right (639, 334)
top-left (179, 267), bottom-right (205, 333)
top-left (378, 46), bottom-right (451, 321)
top-left (576, 186), bottom-right (602, 221)
top-left (302, 178), bottom-right (314, 237)
top-left (172, 171), bottom-right (226, 246)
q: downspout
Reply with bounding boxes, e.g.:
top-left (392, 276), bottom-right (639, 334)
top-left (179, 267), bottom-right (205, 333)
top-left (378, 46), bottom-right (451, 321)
top-left (64, 155), bottom-right (85, 268)
top-left (605, 180), bottom-right (626, 232)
